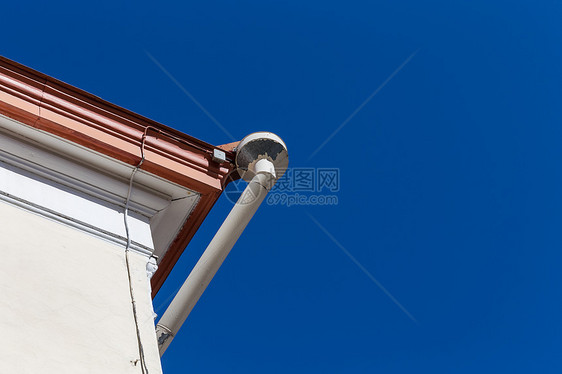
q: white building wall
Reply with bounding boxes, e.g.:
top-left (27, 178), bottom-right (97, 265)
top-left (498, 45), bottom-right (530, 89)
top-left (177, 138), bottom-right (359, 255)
top-left (0, 201), bottom-right (163, 373)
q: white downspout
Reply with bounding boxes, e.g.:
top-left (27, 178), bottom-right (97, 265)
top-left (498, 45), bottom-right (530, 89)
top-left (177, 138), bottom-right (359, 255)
top-left (155, 132), bottom-right (288, 356)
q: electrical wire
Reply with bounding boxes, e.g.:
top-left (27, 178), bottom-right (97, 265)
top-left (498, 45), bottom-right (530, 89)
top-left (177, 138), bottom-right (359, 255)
top-left (123, 127), bottom-right (151, 374)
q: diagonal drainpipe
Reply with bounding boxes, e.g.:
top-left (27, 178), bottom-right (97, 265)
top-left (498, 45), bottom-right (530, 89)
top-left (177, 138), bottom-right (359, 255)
top-left (155, 132), bottom-right (288, 356)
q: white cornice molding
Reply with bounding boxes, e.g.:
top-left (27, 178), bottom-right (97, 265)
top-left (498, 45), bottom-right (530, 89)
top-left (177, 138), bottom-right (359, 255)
top-left (0, 114), bottom-right (200, 259)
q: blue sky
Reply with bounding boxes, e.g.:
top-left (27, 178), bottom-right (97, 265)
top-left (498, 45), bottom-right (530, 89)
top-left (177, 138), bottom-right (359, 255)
top-left (3, 1), bottom-right (562, 372)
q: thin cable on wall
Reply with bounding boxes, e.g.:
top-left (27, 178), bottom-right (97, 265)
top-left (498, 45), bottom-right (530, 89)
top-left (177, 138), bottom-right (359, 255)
top-left (123, 126), bottom-right (154, 374)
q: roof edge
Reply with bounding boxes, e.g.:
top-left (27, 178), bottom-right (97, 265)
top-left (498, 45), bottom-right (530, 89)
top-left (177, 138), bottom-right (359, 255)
top-left (0, 55), bottom-right (241, 296)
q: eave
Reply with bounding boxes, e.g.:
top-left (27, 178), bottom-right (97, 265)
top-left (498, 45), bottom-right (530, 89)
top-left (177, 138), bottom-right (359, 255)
top-left (0, 55), bottom-right (239, 297)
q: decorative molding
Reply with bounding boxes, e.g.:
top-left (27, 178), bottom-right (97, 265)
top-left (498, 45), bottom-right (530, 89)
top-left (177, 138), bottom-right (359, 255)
top-left (0, 114), bottom-right (200, 260)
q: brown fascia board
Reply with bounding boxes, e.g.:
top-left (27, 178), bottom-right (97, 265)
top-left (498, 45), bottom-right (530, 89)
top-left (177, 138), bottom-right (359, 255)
top-left (0, 55), bottom-right (240, 297)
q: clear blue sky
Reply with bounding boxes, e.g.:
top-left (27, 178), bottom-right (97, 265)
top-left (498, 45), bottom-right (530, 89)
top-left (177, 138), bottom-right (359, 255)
top-left (3, 1), bottom-right (562, 372)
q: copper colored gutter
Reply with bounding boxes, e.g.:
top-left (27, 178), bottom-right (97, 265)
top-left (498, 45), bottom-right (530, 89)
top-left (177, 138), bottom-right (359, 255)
top-left (0, 55), bottom-right (239, 296)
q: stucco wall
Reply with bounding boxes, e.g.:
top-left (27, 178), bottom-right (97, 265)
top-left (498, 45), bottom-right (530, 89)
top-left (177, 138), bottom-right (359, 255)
top-left (0, 201), bottom-right (162, 373)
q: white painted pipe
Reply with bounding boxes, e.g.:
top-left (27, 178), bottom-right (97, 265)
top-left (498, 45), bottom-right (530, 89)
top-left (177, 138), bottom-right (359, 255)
top-left (155, 132), bottom-right (288, 356)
